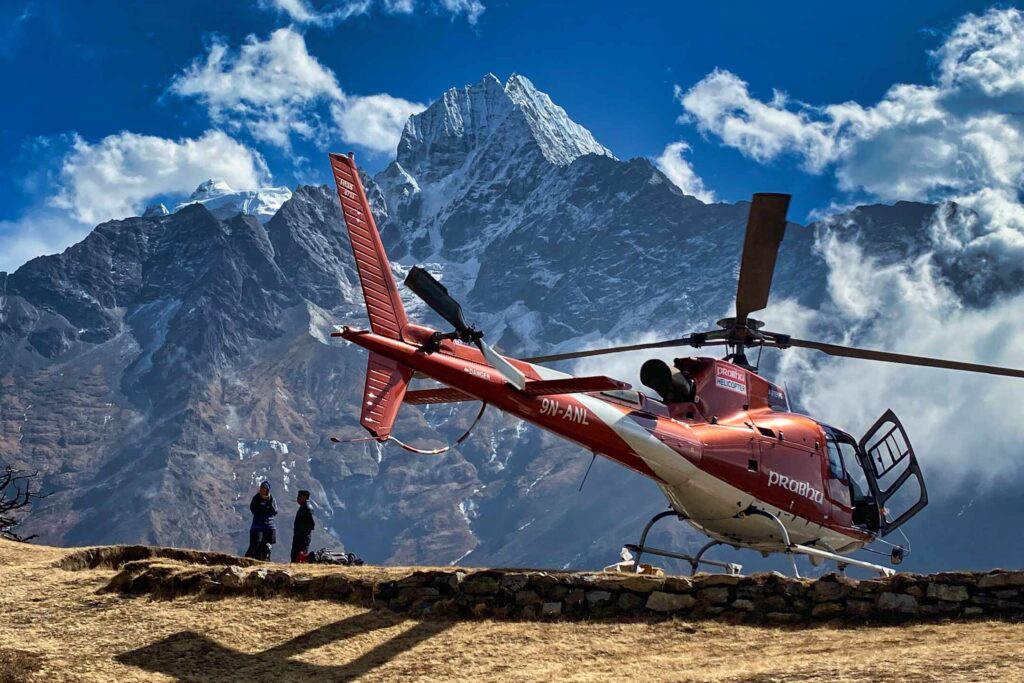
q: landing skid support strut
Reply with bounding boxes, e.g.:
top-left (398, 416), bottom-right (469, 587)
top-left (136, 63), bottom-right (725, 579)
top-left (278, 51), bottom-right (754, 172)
top-left (624, 509), bottom-right (742, 576)
top-left (743, 507), bottom-right (800, 578)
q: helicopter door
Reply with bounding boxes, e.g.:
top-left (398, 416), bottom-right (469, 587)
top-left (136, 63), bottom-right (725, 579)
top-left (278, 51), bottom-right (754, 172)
top-left (857, 409), bottom-right (928, 536)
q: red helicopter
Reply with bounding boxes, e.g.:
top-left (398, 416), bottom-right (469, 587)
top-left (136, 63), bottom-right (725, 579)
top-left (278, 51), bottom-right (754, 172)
top-left (327, 152), bottom-right (1024, 577)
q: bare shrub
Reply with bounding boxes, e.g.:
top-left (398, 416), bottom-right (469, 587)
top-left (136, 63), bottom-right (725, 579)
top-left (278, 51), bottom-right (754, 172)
top-left (0, 464), bottom-right (43, 542)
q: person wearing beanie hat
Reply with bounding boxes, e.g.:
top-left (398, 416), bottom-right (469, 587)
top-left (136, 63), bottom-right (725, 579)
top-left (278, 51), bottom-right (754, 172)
top-left (244, 480), bottom-right (278, 560)
top-left (290, 489), bottom-right (316, 563)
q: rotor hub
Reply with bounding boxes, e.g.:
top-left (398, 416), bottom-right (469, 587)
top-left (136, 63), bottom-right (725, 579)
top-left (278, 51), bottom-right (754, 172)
top-left (716, 317), bottom-right (765, 331)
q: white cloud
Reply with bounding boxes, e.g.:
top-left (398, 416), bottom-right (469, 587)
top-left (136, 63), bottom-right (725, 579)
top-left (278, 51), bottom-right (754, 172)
top-left (51, 130), bottom-right (267, 225)
top-left (331, 94), bottom-right (425, 153)
top-left (0, 129), bottom-right (269, 273)
top-left (678, 71), bottom-right (841, 173)
top-left (934, 7), bottom-right (1024, 96)
top-left (775, 229), bottom-right (1024, 489)
top-left (170, 27), bottom-right (423, 153)
top-left (261, 0), bottom-right (484, 26)
top-left (436, 0), bottom-right (484, 24)
top-left (169, 28), bottom-right (342, 149)
top-left (0, 210), bottom-right (90, 273)
top-left (381, 0), bottom-right (413, 12)
top-left (655, 141), bottom-right (715, 203)
top-left (261, 0), bottom-right (372, 26)
top-left (677, 8), bottom-right (1024, 232)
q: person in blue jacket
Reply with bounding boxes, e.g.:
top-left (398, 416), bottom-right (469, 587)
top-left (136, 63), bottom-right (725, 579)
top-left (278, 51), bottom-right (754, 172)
top-left (244, 480), bottom-right (277, 560)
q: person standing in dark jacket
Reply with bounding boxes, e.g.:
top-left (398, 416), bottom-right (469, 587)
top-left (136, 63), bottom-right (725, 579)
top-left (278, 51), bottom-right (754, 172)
top-left (291, 489), bottom-right (315, 562)
top-left (244, 480), bottom-right (277, 560)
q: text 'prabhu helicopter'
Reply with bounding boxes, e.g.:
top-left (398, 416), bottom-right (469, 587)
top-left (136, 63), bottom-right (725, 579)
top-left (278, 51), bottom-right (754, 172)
top-left (327, 152), bottom-right (1024, 577)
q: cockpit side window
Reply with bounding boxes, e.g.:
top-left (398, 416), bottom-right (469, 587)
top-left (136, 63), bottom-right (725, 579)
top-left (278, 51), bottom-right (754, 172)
top-left (836, 437), bottom-right (871, 503)
top-left (825, 435), bottom-right (845, 480)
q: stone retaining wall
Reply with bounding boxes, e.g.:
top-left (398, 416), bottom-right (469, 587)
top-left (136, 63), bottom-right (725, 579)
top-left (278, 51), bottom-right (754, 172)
top-left (103, 555), bottom-right (1024, 624)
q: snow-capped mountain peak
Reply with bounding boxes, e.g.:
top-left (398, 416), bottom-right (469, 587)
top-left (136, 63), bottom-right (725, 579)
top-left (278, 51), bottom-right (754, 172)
top-left (396, 73), bottom-right (613, 184)
top-left (503, 73), bottom-right (614, 166)
top-left (174, 180), bottom-right (293, 224)
top-left (188, 178), bottom-right (235, 201)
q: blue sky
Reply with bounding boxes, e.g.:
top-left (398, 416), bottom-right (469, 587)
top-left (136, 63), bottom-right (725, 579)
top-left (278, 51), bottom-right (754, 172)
top-left (0, 0), bottom-right (1018, 273)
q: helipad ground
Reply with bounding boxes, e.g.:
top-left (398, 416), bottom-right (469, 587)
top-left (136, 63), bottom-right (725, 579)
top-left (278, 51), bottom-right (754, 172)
top-left (2, 538), bottom-right (1023, 682)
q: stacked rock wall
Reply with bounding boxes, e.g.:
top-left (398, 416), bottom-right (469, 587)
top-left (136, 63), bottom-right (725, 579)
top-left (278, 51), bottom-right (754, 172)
top-left (94, 548), bottom-right (1024, 623)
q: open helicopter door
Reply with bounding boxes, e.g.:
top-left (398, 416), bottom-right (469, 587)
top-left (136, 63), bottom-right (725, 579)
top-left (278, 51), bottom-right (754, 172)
top-left (857, 409), bottom-right (928, 536)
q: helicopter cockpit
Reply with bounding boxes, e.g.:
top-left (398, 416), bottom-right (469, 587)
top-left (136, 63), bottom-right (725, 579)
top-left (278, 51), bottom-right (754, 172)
top-left (821, 414), bottom-right (928, 537)
top-left (825, 427), bottom-right (881, 531)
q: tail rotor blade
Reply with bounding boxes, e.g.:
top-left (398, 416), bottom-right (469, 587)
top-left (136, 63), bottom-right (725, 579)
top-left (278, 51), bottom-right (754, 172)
top-left (478, 339), bottom-right (527, 391)
top-left (404, 266), bottom-right (470, 334)
top-left (735, 193), bottom-right (790, 322)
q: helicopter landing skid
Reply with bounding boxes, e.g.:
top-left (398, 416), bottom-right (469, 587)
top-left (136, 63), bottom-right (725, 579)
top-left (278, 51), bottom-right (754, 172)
top-left (623, 509), bottom-right (743, 576)
top-left (743, 507), bottom-right (895, 577)
top-left (790, 543), bottom-right (895, 578)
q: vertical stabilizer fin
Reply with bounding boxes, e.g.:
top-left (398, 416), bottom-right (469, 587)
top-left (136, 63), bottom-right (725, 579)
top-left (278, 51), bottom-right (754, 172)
top-left (330, 152), bottom-right (408, 340)
top-left (361, 352), bottom-right (413, 440)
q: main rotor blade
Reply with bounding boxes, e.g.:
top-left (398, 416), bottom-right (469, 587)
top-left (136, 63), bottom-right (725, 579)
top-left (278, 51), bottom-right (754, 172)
top-left (404, 266), bottom-right (470, 334)
top-left (785, 337), bottom-right (1024, 379)
top-left (522, 337), bottom-right (700, 364)
top-left (735, 193), bottom-right (791, 322)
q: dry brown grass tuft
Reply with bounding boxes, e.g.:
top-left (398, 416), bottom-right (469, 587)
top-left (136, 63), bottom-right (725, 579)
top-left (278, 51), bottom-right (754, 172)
top-left (0, 648), bottom-right (43, 683)
top-left (3, 538), bottom-right (1024, 682)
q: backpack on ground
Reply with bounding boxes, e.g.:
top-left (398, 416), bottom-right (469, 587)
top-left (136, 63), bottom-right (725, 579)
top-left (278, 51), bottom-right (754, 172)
top-left (308, 548), bottom-right (364, 566)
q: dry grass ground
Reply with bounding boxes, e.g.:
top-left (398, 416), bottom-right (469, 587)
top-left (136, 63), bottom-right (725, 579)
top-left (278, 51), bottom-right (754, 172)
top-left (2, 539), bottom-right (1024, 682)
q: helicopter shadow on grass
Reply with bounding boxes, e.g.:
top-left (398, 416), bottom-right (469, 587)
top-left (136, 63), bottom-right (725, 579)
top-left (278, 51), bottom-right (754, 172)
top-left (115, 610), bottom-right (451, 682)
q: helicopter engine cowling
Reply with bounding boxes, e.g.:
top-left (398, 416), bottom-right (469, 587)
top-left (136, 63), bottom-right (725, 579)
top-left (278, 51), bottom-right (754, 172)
top-left (640, 359), bottom-right (696, 403)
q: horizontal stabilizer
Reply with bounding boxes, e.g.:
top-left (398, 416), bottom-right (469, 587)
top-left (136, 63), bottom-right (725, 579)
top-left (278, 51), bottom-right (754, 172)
top-left (404, 387), bottom-right (476, 405)
top-left (524, 376), bottom-right (630, 396)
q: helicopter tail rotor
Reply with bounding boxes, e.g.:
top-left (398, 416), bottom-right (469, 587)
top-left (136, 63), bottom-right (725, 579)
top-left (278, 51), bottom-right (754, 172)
top-left (404, 266), bottom-right (527, 390)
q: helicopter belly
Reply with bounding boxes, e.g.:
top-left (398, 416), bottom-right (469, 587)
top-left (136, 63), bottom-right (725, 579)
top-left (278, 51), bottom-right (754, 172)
top-left (658, 478), bottom-right (864, 553)
top-left (572, 393), bottom-right (864, 551)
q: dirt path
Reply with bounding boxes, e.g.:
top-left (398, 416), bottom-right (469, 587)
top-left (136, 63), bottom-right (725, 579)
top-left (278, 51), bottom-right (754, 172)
top-left (2, 539), bottom-right (1023, 682)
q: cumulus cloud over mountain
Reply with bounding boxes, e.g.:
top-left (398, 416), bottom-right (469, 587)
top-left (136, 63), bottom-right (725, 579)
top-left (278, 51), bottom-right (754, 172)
top-left (169, 27), bottom-right (425, 152)
top-left (0, 130), bottom-right (268, 273)
top-left (678, 8), bottom-right (1024, 267)
top-left (53, 131), bottom-right (268, 224)
top-left (655, 142), bottom-right (715, 203)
